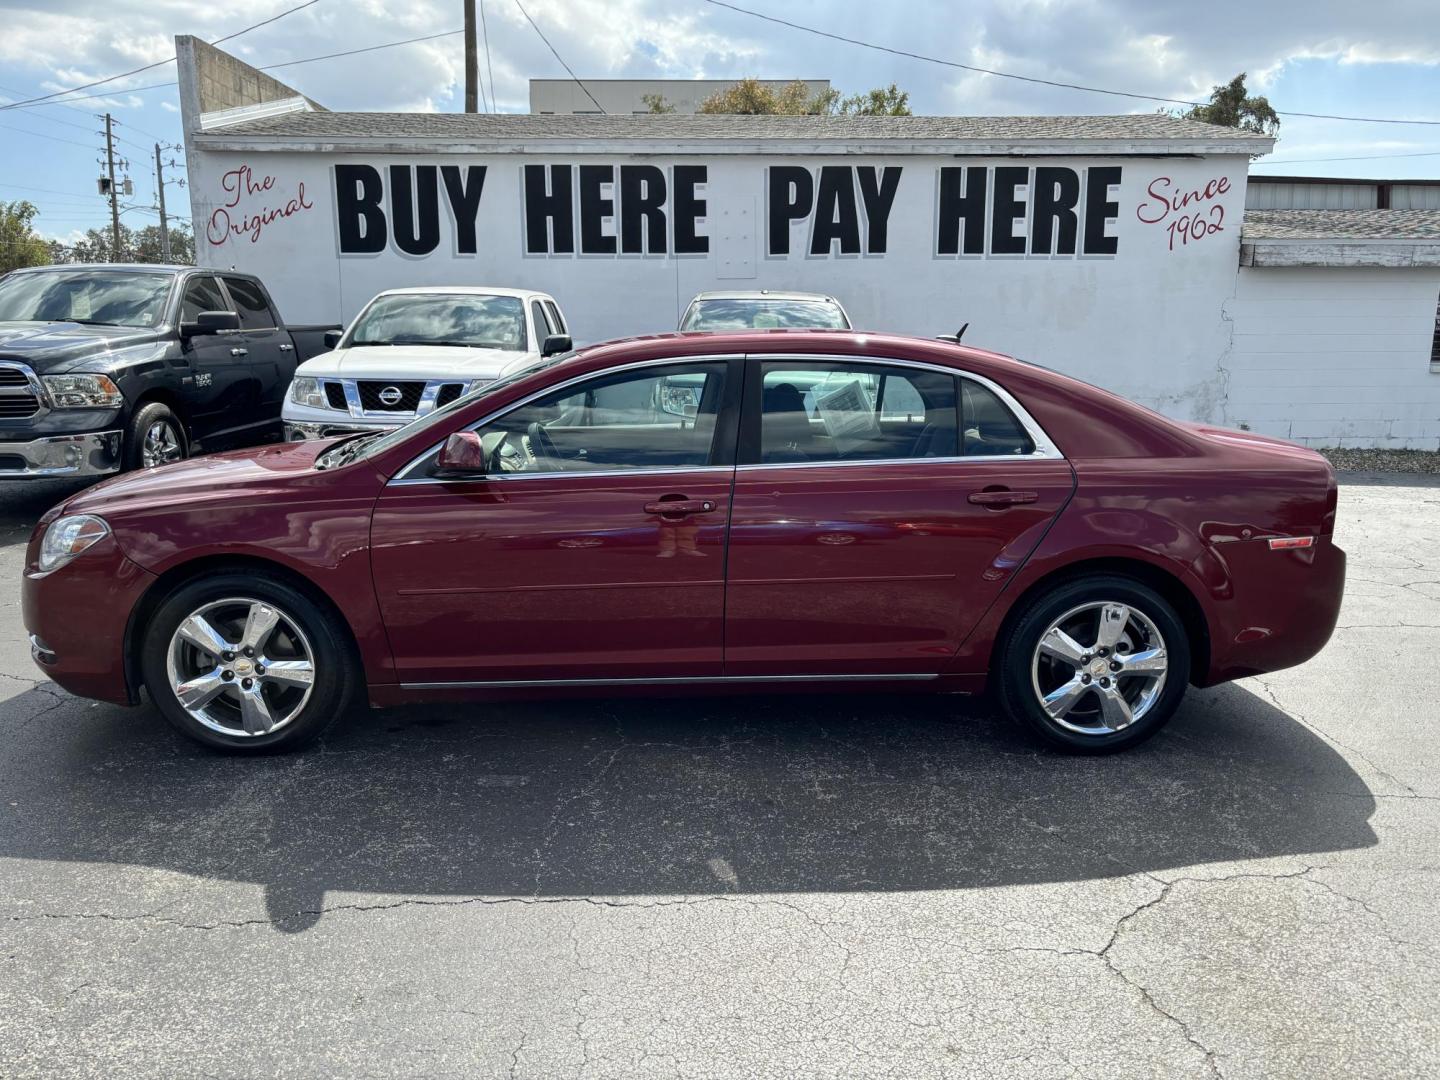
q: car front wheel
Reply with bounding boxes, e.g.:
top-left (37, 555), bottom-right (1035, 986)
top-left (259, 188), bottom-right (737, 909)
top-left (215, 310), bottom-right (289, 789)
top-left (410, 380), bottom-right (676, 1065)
top-left (995, 575), bottom-right (1191, 753)
top-left (140, 573), bottom-right (356, 753)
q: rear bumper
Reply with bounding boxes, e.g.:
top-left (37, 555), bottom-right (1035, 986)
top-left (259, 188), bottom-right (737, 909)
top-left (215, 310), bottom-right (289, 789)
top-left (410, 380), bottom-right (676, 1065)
top-left (1202, 538), bottom-right (1347, 684)
top-left (0, 429), bottom-right (121, 478)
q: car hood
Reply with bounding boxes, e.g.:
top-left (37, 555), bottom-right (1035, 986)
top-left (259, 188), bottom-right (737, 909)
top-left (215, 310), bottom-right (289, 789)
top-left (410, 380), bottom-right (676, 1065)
top-left (296, 344), bottom-right (540, 381)
top-left (62, 440), bottom-right (367, 517)
top-left (0, 321), bottom-right (162, 373)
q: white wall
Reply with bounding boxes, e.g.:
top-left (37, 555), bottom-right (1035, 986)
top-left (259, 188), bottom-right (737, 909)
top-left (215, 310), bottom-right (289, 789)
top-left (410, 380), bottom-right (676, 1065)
top-left (1224, 267), bottom-right (1440, 449)
top-left (189, 148), bottom-right (1253, 424)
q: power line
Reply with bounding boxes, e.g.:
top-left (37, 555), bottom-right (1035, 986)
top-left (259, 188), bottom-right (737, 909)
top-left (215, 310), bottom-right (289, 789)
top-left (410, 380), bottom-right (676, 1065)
top-left (513, 0), bottom-right (605, 113)
top-left (1252, 149), bottom-right (1440, 166)
top-left (700, 0), bottom-right (1440, 128)
top-left (481, 0), bottom-right (497, 113)
top-left (0, 121), bottom-right (98, 150)
top-left (0, 0), bottom-right (321, 111)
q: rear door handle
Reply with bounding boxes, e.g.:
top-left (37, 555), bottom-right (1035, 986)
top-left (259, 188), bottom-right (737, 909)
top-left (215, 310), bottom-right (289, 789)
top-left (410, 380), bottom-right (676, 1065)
top-left (643, 499), bottom-right (716, 517)
top-left (968, 489), bottom-right (1038, 507)
top-left (230, 347), bottom-right (248, 357)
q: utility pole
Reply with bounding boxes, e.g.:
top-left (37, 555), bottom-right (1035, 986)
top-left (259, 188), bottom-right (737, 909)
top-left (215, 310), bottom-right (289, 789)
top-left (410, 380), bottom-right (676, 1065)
top-left (103, 113), bottom-right (121, 260)
top-left (464, 0), bottom-right (478, 112)
top-left (154, 143), bottom-right (171, 262)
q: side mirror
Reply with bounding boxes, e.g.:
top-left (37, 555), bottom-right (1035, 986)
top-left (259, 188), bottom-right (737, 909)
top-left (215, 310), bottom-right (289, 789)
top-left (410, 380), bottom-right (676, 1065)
top-left (436, 431), bottom-right (486, 475)
top-left (180, 309), bottom-right (240, 339)
top-left (541, 333), bottom-right (572, 358)
top-left (323, 329), bottom-right (342, 350)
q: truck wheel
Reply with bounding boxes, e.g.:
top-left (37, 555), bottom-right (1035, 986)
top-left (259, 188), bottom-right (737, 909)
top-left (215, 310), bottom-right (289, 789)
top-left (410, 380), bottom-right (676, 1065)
top-left (140, 572), bottom-right (357, 753)
top-left (994, 575), bottom-right (1191, 754)
top-left (124, 402), bottom-right (187, 471)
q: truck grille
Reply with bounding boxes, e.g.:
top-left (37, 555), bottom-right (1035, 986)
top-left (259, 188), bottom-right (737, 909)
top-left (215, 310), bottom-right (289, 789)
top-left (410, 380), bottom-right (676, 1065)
top-left (434, 382), bottom-right (466, 407)
top-left (0, 363), bottom-right (40, 417)
top-left (358, 381), bottom-right (424, 412)
top-left (324, 382), bottom-right (348, 410)
top-left (0, 397), bottom-right (39, 418)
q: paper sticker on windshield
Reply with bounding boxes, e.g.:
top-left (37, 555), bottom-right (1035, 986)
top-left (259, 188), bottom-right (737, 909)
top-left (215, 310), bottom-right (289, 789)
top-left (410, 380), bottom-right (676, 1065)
top-left (70, 289), bottom-right (92, 320)
top-left (814, 379), bottom-right (880, 453)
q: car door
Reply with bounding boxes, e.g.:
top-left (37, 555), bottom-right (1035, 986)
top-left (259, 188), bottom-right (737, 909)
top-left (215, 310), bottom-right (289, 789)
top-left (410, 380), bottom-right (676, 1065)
top-left (220, 275), bottom-right (292, 442)
top-left (723, 355), bottom-right (1075, 677)
top-left (175, 273), bottom-right (247, 448)
top-left (370, 357), bottom-right (741, 686)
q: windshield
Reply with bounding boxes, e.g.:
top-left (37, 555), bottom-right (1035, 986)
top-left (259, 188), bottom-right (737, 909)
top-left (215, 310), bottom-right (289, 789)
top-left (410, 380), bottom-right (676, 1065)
top-left (346, 293), bottom-right (528, 350)
top-left (682, 297), bottom-right (849, 331)
top-left (0, 270), bottom-right (172, 328)
top-left (327, 350), bottom-right (576, 469)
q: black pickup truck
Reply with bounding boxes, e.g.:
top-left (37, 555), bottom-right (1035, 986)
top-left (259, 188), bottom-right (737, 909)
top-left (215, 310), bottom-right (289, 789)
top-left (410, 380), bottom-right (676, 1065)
top-left (0, 264), bottom-right (334, 479)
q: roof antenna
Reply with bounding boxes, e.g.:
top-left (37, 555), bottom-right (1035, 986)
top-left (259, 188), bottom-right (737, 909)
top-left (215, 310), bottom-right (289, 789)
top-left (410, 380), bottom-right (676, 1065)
top-left (935, 322), bottom-right (969, 344)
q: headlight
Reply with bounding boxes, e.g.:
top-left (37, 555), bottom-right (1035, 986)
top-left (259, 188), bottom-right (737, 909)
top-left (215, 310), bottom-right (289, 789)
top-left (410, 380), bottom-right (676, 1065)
top-left (38, 514), bottom-right (110, 572)
top-left (290, 376), bottom-right (329, 409)
top-left (42, 373), bottom-right (123, 409)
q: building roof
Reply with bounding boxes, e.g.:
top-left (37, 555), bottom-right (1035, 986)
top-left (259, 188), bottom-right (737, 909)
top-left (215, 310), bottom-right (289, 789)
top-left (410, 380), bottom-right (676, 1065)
top-left (1243, 209), bottom-right (1440, 240)
top-left (1240, 210), bottom-right (1440, 268)
top-left (194, 110), bottom-right (1273, 156)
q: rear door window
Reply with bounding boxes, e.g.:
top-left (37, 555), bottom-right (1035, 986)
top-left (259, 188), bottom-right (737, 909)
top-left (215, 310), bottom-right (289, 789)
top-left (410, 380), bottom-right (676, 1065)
top-left (750, 361), bottom-right (958, 464)
top-left (221, 276), bottom-right (278, 330)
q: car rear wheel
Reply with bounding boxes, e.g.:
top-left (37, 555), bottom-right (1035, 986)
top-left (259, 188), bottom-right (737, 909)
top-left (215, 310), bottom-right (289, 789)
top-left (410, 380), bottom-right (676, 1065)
top-left (140, 573), bottom-right (356, 753)
top-left (995, 575), bottom-right (1191, 753)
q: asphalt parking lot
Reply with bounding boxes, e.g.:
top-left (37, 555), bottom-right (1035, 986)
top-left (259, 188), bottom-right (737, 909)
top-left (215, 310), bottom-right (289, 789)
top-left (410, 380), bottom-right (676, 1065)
top-left (1, 473), bottom-right (1436, 1079)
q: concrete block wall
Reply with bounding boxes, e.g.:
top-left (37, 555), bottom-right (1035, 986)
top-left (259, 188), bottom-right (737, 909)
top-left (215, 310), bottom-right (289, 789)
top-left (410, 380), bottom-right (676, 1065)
top-left (1224, 267), bottom-right (1440, 449)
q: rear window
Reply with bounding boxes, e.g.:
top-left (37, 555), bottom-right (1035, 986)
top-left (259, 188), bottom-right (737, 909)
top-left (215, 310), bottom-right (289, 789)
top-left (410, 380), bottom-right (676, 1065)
top-left (683, 298), bottom-right (849, 331)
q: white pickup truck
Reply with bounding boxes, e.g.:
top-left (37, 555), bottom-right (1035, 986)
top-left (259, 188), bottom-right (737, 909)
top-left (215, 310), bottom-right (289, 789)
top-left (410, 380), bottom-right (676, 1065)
top-left (283, 286), bottom-right (571, 440)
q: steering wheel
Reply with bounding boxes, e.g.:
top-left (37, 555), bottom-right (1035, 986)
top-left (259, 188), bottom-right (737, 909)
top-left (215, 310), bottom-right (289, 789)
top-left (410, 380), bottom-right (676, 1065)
top-left (524, 421), bottom-right (562, 467)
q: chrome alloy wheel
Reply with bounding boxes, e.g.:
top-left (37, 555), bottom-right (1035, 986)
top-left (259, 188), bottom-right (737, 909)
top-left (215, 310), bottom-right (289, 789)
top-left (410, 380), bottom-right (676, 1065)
top-left (1030, 601), bottom-right (1169, 736)
top-left (164, 598), bottom-right (316, 737)
top-left (141, 419), bottom-right (183, 468)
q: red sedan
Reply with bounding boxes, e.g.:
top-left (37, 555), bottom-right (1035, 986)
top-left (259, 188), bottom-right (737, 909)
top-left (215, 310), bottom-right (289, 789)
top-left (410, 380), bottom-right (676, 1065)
top-left (22, 331), bottom-right (1344, 754)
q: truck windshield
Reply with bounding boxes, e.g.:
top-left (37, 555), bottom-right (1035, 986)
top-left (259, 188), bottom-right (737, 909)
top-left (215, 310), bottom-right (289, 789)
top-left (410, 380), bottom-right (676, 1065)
top-left (347, 293), bottom-right (528, 351)
top-left (0, 270), bottom-right (173, 328)
top-left (681, 298), bottom-right (849, 331)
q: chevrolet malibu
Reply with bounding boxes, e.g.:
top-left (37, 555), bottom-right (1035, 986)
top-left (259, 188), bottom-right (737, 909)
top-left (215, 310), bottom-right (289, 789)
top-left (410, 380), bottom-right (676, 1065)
top-left (23, 331), bottom-right (1344, 754)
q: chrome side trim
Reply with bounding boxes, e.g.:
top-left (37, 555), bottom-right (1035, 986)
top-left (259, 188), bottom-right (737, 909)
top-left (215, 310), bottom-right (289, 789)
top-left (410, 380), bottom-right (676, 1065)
top-left (387, 463), bottom-right (736, 487)
top-left (400, 673), bottom-right (940, 690)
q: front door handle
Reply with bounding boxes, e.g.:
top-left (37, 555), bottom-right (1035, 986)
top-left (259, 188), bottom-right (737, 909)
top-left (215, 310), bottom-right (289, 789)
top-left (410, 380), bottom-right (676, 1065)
top-left (968, 489), bottom-right (1038, 507)
top-left (230, 347), bottom-right (249, 357)
top-left (278, 343), bottom-right (293, 352)
top-left (644, 498), bottom-right (716, 517)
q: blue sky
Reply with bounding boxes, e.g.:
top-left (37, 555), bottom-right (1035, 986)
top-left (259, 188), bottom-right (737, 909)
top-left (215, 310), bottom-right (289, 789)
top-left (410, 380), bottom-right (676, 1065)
top-left (1, 0), bottom-right (1437, 244)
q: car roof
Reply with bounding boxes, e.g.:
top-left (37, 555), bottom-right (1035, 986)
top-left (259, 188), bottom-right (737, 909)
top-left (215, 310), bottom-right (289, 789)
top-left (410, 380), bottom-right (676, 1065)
top-left (688, 290), bottom-right (841, 303)
top-left (13, 263), bottom-right (192, 274)
top-left (372, 286), bottom-right (552, 300)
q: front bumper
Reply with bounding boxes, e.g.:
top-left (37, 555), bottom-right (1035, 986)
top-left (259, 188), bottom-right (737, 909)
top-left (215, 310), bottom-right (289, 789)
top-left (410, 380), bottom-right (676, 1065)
top-left (285, 418), bottom-right (402, 441)
top-left (0, 429), bottom-right (121, 478)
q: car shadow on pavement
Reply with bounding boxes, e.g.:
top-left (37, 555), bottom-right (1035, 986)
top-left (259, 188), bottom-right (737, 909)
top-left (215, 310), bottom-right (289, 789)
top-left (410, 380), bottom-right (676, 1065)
top-left (0, 681), bottom-right (1376, 932)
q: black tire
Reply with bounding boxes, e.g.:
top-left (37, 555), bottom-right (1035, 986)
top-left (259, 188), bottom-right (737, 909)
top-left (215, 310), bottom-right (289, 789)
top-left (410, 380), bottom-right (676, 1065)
top-left (994, 574), bottom-right (1191, 754)
top-left (139, 572), bottom-right (357, 754)
top-left (123, 401), bottom-right (187, 472)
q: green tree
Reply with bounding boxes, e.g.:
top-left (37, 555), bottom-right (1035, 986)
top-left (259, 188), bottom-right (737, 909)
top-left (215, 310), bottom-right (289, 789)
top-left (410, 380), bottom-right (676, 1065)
top-left (1182, 73), bottom-right (1279, 135)
top-left (697, 78), bottom-right (911, 116)
top-left (48, 220), bottom-right (193, 265)
top-left (0, 201), bottom-right (53, 274)
top-left (838, 83), bottom-right (911, 116)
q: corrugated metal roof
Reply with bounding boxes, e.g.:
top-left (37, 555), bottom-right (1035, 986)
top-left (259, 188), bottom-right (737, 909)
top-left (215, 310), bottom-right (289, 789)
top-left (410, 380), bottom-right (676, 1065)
top-left (201, 110), bottom-right (1271, 144)
top-left (1242, 209), bottom-right (1440, 240)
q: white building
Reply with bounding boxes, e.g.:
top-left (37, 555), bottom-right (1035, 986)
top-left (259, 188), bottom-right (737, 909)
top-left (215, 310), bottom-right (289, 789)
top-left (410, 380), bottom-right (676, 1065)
top-left (177, 37), bottom-right (1440, 449)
